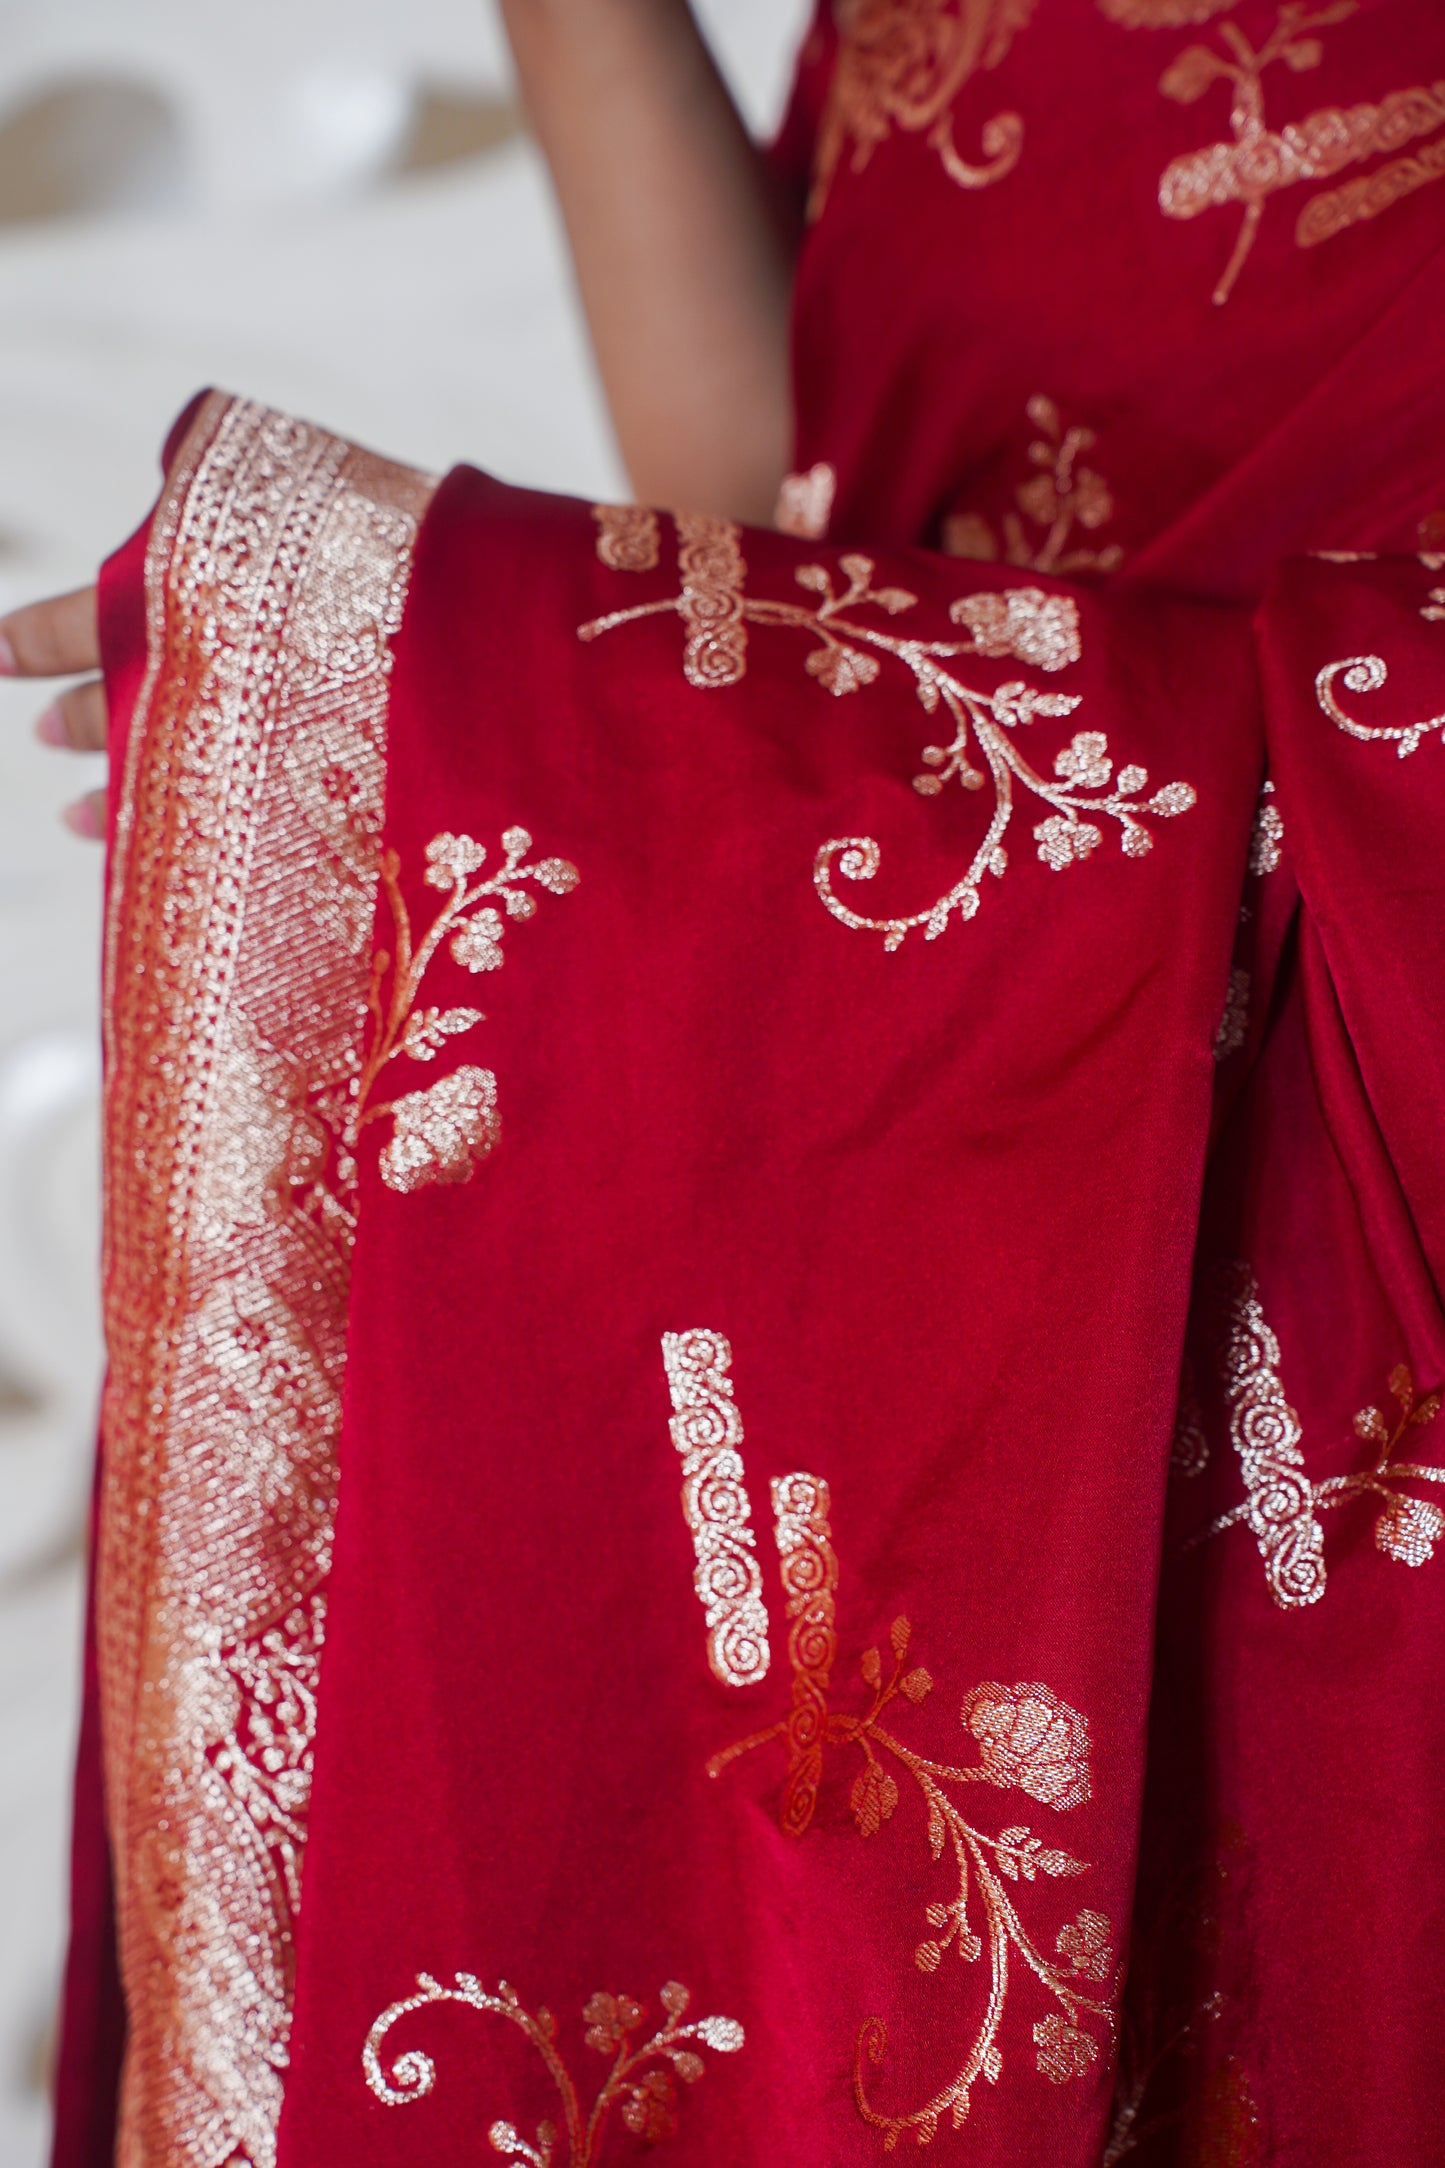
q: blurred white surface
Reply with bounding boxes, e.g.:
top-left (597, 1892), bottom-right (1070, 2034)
top-left (0, 3), bottom-right (809, 2161)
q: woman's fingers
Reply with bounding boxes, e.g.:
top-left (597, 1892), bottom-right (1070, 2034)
top-left (1, 589), bottom-right (110, 839)
top-left (0, 587), bottom-right (101, 678)
top-left (61, 791), bottom-right (107, 841)
top-left (36, 678), bottom-right (107, 752)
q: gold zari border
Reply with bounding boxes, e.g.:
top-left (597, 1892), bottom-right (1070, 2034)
top-left (100, 394), bottom-right (434, 2168)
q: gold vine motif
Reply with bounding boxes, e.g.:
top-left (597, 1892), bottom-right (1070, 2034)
top-left (1155, 4), bottom-right (1445, 305)
top-left (811, 0), bottom-right (1035, 216)
top-left (669, 1377), bottom-right (1116, 2147)
top-left (943, 394), bottom-right (1125, 579)
top-left (336, 828), bottom-right (578, 1194)
top-left (363, 1974), bottom-right (744, 2164)
top-left (580, 527), bottom-right (1196, 952)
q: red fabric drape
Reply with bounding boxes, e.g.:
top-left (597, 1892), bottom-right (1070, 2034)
top-left (55, 5), bottom-right (1445, 2166)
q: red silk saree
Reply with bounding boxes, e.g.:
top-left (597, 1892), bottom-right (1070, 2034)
top-left (54, 5), bottom-right (1445, 2167)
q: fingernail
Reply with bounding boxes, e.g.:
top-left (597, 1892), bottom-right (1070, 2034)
top-left (0, 629), bottom-right (16, 675)
top-left (62, 796), bottom-right (103, 840)
top-left (35, 704), bottom-right (67, 747)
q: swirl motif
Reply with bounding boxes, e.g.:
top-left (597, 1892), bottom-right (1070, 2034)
top-left (662, 1330), bottom-right (771, 1686)
top-left (592, 504), bottom-right (660, 573)
top-left (1217, 1265), bottom-right (1325, 1608)
top-left (771, 1474), bottom-right (840, 1836)
top-left (675, 514), bottom-right (748, 689)
top-left (1316, 651), bottom-right (1445, 760)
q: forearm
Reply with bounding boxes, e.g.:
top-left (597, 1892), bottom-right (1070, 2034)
top-left (500, 0), bottom-right (797, 523)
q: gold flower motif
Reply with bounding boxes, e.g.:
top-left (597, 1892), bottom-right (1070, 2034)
top-left (1033, 2011), bottom-right (1101, 2085)
top-left (1054, 731), bottom-right (1113, 790)
top-left (1374, 1494), bottom-right (1445, 1568)
top-left (1057, 1908), bottom-right (1117, 1983)
top-left (960, 1682), bottom-right (1093, 1811)
top-left (378, 1066), bottom-right (499, 1193)
top-left (583, 1992), bottom-right (647, 2054)
top-left (949, 587), bottom-right (1082, 673)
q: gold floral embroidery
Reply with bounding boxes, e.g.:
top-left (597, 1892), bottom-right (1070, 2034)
top-left (1156, 6), bottom-right (1445, 305)
top-left (1212, 968), bottom-right (1250, 1062)
top-left (775, 461), bottom-right (837, 542)
top-left (661, 1330), bottom-right (772, 1688)
top-left (770, 1473), bottom-right (840, 1836)
top-left (101, 396), bottom-right (434, 2168)
top-left (1247, 780), bottom-right (1283, 875)
top-left (943, 395), bottom-right (1125, 578)
top-left (350, 828), bottom-right (579, 1194)
top-left (706, 1475), bottom-right (1115, 2147)
top-left (581, 534), bottom-right (1196, 951)
top-left (1195, 1271), bottom-right (1445, 1598)
top-left (593, 504), bottom-right (660, 573)
top-left (364, 1972), bottom-right (744, 2163)
top-left (811, 0), bottom-right (1033, 217)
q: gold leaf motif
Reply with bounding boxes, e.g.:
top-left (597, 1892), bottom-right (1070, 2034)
top-left (852, 1760), bottom-right (903, 1835)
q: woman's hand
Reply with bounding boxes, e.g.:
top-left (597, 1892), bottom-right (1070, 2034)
top-left (500, 0), bottom-right (798, 524)
top-left (0, 587), bottom-right (107, 838)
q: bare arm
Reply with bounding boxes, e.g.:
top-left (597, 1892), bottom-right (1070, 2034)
top-left (500, 0), bottom-right (798, 524)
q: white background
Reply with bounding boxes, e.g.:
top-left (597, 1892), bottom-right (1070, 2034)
top-left (0, 4), bottom-right (809, 2160)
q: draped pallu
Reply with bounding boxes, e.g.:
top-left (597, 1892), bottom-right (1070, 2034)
top-left (56, 2), bottom-right (1445, 2165)
top-left (66, 389), bottom-right (1445, 2168)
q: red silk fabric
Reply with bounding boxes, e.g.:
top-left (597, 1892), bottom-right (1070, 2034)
top-left (58, 5), bottom-right (1445, 2167)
